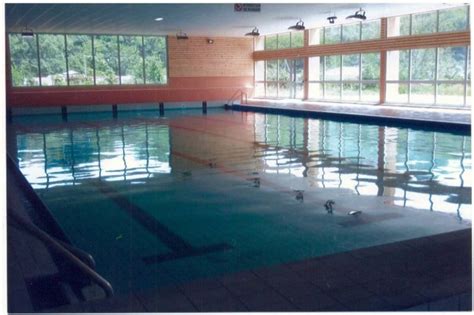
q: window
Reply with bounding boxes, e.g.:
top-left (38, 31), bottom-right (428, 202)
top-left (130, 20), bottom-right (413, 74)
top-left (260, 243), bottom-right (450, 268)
top-left (261, 32), bottom-right (304, 50)
top-left (254, 58), bottom-right (304, 99)
top-left (388, 6), bottom-right (469, 37)
top-left (308, 52), bottom-right (380, 102)
top-left (66, 35), bottom-right (93, 85)
top-left (386, 46), bottom-right (470, 106)
top-left (310, 20), bottom-right (380, 46)
top-left (9, 34), bottom-right (39, 87)
top-left (119, 36), bottom-right (144, 84)
top-left (9, 32), bottom-right (168, 87)
top-left (143, 36), bottom-right (167, 84)
top-left (38, 34), bottom-right (67, 86)
top-left (94, 35), bottom-right (119, 85)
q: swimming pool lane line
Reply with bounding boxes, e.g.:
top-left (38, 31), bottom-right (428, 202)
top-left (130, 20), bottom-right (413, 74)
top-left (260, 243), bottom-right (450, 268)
top-left (91, 180), bottom-right (233, 264)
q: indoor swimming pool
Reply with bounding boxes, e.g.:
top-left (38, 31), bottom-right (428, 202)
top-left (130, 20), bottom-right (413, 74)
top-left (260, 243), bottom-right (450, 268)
top-left (8, 108), bottom-right (471, 295)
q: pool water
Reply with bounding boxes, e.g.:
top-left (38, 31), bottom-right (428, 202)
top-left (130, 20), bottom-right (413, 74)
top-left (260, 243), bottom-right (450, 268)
top-left (9, 108), bottom-right (471, 294)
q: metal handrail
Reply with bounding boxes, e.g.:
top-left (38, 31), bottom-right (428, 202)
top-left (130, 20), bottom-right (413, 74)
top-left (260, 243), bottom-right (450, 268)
top-left (227, 89), bottom-right (248, 106)
top-left (8, 210), bottom-right (114, 298)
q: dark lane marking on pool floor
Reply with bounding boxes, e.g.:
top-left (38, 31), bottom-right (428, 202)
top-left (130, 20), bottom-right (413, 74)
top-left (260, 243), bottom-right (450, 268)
top-left (92, 180), bottom-right (233, 263)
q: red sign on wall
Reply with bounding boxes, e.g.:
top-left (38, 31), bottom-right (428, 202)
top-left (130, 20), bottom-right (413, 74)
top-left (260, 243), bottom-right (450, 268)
top-left (234, 3), bottom-right (261, 12)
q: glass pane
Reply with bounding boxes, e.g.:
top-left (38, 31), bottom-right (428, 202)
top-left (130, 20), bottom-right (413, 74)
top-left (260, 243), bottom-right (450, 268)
top-left (9, 34), bottom-right (40, 87)
top-left (325, 26), bottom-right (341, 44)
top-left (254, 82), bottom-right (265, 97)
top-left (291, 32), bottom-right (304, 48)
top-left (295, 58), bottom-right (304, 82)
top-left (325, 83), bottom-right (341, 100)
top-left (468, 47), bottom-right (471, 81)
top-left (255, 61), bottom-right (265, 81)
top-left (325, 55), bottom-right (341, 80)
top-left (266, 82), bottom-right (277, 97)
top-left (278, 82), bottom-right (290, 98)
top-left (66, 35), bottom-right (93, 85)
top-left (265, 35), bottom-right (277, 50)
top-left (254, 36), bottom-right (265, 51)
top-left (437, 83), bottom-right (465, 105)
top-left (143, 36), bottom-right (167, 84)
top-left (342, 23), bottom-right (360, 42)
top-left (466, 84), bottom-right (471, 107)
top-left (438, 46), bottom-right (466, 81)
top-left (308, 56), bottom-right (322, 81)
top-left (38, 34), bottom-right (67, 86)
top-left (278, 59), bottom-right (291, 81)
top-left (308, 82), bottom-right (323, 99)
top-left (119, 36), bottom-right (144, 84)
top-left (410, 83), bottom-right (435, 104)
top-left (361, 53), bottom-right (380, 80)
top-left (94, 35), bottom-right (119, 85)
top-left (361, 83), bottom-right (379, 102)
top-left (278, 33), bottom-right (291, 49)
top-left (361, 20), bottom-right (380, 40)
top-left (386, 83), bottom-right (408, 103)
top-left (387, 15), bottom-right (410, 37)
top-left (309, 28), bottom-right (323, 45)
top-left (295, 83), bottom-right (304, 99)
top-left (438, 6), bottom-right (468, 32)
top-left (342, 54), bottom-right (360, 80)
top-left (342, 83), bottom-right (360, 101)
top-left (387, 50), bottom-right (409, 81)
top-left (412, 11), bottom-right (437, 35)
top-left (266, 60), bottom-right (278, 81)
top-left (411, 48), bottom-right (436, 80)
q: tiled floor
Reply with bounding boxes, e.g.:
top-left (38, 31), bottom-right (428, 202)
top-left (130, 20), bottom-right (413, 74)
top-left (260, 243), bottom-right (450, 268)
top-left (236, 99), bottom-right (471, 125)
top-left (47, 228), bottom-right (471, 312)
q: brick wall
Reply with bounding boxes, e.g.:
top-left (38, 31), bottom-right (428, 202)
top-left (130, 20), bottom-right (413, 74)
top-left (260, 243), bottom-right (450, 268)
top-left (6, 36), bottom-right (254, 108)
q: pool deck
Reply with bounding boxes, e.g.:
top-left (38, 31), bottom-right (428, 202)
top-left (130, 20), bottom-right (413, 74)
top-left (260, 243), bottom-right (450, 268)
top-left (231, 99), bottom-right (471, 128)
top-left (47, 228), bottom-right (471, 312)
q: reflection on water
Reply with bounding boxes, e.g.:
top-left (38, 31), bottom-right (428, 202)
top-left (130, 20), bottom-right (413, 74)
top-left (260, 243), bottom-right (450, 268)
top-left (10, 110), bottom-right (471, 220)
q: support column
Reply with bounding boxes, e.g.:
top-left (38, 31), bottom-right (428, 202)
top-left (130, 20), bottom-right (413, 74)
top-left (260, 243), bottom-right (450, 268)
top-left (379, 18), bottom-right (388, 105)
top-left (159, 102), bottom-right (164, 116)
top-left (112, 104), bottom-right (118, 118)
top-left (303, 30), bottom-right (310, 100)
top-left (202, 101), bottom-right (207, 114)
top-left (61, 106), bottom-right (68, 121)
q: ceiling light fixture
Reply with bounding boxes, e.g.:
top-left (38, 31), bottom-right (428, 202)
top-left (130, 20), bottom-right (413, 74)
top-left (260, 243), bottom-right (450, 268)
top-left (21, 25), bottom-right (34, 38)
top-left (327, 15), bottom-right (337, 24)
top-left (346, 8), bottom-right (367, 20)
top-left (245, 27), bottom-right (260, 37)
top-left (207, 38), bottom-right (214, 44)
top-left (154, 17), bottom-right (164, 21)
top-left (288, 19), bottom-right (305, 31)
top-left (176, 30), bottom-right (189, 40)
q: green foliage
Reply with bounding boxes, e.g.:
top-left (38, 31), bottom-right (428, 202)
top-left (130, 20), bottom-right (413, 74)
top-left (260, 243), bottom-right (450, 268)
top-left (439, 6), bottom-right (468, 32)
top-left (412, 11), bottom-right (437, 35)
top-left (67, 35), bottom-right (94, 85)
top-left (277, 33), bottom-right (290, 49)
top-left (9, 32), bottom-right (167, 87)
top-left (291, 32), bottom-right (304, 48)
top-left (342, 23), bottom-right (360, 42)
top-left (325, 26), bottom-right (341, 44)
top-left (361, 20), bottom-right (380, 40)
top-left (144, 36), bottom-right (167, 84)
top-left (9, 34), bottom-right (39, 86)
top-left (120, 36), bottom-right (144, 84)
top-left (265, 35), bottom-right (277, 50)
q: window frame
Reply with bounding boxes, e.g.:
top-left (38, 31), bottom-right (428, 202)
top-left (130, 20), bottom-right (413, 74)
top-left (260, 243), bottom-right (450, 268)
top-left (385, 46), bottom-right (470, 107)
top-left (8, 31), bottom-right (169, 88)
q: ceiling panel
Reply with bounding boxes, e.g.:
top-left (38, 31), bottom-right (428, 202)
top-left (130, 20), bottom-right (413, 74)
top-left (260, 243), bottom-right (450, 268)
top-left (5, 3), bottom-right (459, 37)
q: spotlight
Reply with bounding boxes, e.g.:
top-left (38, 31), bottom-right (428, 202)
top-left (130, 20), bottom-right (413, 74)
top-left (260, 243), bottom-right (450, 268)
top-left (207, 38), bottom-right (214, 44)
top-left (327, 15), bottom-right (337, 24)
top-left (245, 27), bottom-right (260, 37)
top-left (346, 8), bottom-right (367, 20)
top-left (21, 25), bottom-right (34, 38)
top-left (288, 19), bottom-right (305, 31)
top-left (176, 30), bottom-right (189, 40)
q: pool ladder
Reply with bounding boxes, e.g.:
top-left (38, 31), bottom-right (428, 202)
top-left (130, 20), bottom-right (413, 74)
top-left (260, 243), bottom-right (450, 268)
top-left (226, 89), bottom-right (248, 106)
top-left (8, 210), bottom-right (114, 299)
